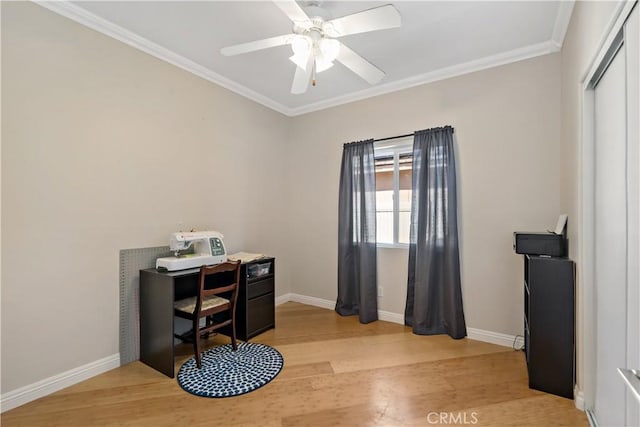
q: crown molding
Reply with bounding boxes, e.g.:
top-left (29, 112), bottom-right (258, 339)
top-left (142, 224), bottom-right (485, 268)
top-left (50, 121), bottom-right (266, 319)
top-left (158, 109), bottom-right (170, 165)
top-left (36, 1), bottom-right (574, 118)
top-left (288, 39), bottom-right (558, 116)
top-left (35, 1), bottom-right (292, 116)
top-left (551, 0), bottom-right (576, 52)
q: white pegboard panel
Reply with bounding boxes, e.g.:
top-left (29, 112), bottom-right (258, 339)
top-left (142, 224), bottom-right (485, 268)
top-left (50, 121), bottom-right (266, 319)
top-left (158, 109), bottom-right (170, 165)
top-left (119, 246), bottom-right (171, 365)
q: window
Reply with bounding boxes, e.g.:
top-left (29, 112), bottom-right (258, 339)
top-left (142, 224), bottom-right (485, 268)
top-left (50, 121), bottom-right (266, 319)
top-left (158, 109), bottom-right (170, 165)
top-left (374, 139), bottom-right (413, 247)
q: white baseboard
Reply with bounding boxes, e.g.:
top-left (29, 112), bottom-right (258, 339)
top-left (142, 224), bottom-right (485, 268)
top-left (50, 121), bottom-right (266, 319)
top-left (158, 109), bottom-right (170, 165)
top-left (287, 293), bottom-right (335, 310)
top-left (1, 353), bottom-right (120, 413)
top-left (281, 293), bottom-right (524, 349)
top-left (574, 385), bottom-right (585, 411)
top-left (1, 295), bottom-right (528, 413)
top-left (275, 293), bottom-right (294, 306)
top-left (467, 327), bottom-right (525, 349)
top-left (378, 309), bottom-right (404, 324)
top-left (282, 293), bottom-right (401, 325)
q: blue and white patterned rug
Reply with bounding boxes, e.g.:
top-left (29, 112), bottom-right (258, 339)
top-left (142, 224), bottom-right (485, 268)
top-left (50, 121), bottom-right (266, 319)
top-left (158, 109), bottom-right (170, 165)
top-left (177, 342), bottom-right (284, 398)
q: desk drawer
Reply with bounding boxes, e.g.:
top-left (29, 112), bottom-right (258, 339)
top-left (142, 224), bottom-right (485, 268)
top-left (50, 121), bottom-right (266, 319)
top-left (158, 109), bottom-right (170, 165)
top-left (247, 277), bottom-right (274, 300)
top-left (248, 292), bottom-right (275, 336)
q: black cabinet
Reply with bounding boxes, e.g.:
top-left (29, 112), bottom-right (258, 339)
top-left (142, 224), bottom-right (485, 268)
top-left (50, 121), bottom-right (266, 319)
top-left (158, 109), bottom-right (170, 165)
top-left (524, 255), bottom-right (575, 398)
top-left (234, 258), bottom-right (275, 340)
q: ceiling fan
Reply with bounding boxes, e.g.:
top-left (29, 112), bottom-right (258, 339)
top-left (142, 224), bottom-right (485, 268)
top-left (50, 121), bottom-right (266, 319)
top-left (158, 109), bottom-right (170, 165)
top-left (220, 1), bottom-right (401, 94)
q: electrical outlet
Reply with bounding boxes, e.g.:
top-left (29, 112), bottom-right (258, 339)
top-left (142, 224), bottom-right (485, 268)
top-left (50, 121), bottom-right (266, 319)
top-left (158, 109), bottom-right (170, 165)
top-left (378, 286), bottom-right (384, 297)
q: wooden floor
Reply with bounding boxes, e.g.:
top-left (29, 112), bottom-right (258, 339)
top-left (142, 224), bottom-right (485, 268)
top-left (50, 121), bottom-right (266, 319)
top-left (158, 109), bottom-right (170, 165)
top-left (2, 302), bottom-right (587, 426)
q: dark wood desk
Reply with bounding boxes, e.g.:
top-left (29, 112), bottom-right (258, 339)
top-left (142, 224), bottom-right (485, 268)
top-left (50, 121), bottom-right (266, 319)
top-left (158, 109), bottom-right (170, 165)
top-left (139, 257), bottom-right (275, 377)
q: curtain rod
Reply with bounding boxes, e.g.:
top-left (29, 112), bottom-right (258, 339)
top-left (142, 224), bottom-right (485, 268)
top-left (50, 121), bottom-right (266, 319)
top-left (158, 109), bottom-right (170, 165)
top-left (373, 133), bottom-right (414, 143)
top-left (374, 128), bottom-right (454, 143)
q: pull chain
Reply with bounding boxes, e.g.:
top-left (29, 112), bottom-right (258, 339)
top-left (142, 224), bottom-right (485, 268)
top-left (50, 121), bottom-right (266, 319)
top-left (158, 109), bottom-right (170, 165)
top-left (312, 59), bottom-right (317, 87)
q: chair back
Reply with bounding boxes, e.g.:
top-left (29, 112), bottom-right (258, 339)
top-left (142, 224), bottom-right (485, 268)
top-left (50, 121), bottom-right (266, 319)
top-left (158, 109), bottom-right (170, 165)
top-left (196, 261), bottom-right (241, 316)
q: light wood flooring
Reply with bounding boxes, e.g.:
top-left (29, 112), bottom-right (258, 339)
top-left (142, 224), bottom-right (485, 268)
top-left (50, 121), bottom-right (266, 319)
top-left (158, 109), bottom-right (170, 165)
top-left (2, 302), bottom-right (587, 426)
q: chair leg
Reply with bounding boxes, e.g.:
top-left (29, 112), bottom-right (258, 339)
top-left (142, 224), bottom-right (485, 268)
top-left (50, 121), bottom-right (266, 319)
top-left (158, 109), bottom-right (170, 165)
top-left (193, 318), bottom-right (202, 369)
top-left (231, 314), bottom-right (237, 351)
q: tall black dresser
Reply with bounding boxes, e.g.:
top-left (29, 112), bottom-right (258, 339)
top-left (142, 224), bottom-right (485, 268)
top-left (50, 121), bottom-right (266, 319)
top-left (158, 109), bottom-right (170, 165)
top-left (523, 255), bottom-right (575, 398)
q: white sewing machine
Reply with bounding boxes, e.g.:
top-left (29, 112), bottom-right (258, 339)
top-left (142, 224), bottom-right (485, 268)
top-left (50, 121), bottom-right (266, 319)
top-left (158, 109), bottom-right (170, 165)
top-left (156, 231), bottom-right (227, 271)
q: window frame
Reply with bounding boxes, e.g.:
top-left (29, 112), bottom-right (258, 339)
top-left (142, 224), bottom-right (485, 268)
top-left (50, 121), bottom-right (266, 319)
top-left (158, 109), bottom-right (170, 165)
top-left (374, 137), bottom-right (413, 249)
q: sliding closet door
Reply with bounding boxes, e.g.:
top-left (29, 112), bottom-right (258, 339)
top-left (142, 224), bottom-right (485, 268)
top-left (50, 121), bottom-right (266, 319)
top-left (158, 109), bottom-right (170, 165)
top-left (593, 43), bottom-right (627, 427)
top-left (624, 5), bottom-right (640, 426)
top-left (591, 5), bottom-right (639, 426)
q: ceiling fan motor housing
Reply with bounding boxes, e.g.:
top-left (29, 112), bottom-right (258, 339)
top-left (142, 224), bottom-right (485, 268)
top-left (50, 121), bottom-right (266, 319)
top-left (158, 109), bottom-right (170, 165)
top-left (303, 3), bottom-right (332, 22)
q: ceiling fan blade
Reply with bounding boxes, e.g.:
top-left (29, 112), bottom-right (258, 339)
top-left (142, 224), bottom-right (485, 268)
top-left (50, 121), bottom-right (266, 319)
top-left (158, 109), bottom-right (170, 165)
top-left (291, 55), bottom-right (314, 94)
top-left (336, 43), bottom-right (385, 85)
top-left (273, 0), bottom-right (310, 24)
top-left (221, 35), bottom-right (291, 56)
top-left (326, 5), bottom-right (401, 38)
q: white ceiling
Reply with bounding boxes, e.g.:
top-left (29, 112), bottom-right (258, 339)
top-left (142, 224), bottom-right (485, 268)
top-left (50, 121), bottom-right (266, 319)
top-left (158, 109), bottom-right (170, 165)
top-left (40, 1), bottom-right (574, 116)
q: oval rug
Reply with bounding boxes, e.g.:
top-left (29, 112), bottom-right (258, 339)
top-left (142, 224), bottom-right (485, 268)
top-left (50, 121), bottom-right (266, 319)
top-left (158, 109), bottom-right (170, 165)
top-left (177, 342), bottom-right (284, 398)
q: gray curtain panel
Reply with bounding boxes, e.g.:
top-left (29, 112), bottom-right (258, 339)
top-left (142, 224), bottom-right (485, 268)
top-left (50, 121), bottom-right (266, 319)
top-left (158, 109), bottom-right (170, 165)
top-left (336, 139), bottom-right (378, 324)
top-left (405, 126), bottom-right (467, 339)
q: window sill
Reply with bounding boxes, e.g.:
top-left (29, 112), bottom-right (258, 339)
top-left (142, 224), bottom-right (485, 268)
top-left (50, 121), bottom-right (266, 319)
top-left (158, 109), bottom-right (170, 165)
top-left (376, 243), bottom-right (410, 249)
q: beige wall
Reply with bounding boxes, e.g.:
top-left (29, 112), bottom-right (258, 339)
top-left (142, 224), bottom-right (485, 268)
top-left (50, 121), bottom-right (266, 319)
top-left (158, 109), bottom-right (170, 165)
top-left (560, 0), bottom-right (622, 397)
top-left (286, 53), bottom-right (563, 335)
top-left (1, 0), bottom-right (592, 400)
top-left (1, 2), bottom-right (290, 393)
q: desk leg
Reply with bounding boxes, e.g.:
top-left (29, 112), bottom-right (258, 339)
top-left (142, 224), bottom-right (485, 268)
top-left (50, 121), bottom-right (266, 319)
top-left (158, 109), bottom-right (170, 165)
top-left (140, 271), bottom-right (175, 378)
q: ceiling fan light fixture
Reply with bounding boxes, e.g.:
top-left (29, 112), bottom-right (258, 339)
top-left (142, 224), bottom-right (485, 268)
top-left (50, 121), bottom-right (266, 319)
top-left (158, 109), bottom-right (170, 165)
top-left (315, 56), bottom-right (334, 73)
top-left (291, 35), bottom-right (311, 58)
top-left (289, 53), bottom-right (310, 70)
top-left (319, 38), bottom-right (340, 63)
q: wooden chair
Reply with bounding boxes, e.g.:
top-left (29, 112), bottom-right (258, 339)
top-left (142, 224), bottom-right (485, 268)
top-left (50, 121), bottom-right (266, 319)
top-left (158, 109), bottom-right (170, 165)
top-left (173, 261), bottom-right (241, 369)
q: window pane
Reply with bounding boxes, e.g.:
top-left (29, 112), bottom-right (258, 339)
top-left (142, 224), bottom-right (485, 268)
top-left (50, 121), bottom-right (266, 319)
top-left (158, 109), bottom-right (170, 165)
top-left (376, 189), bottom-right (393, 211)
top-left (398, 211), bottom-right (411, 244)
top-left (376, 211), bottom-right (393, 244)
top-left (375, 156), bottom-right (394, 191)
top-left (398, 188), bottom-right (412, 244)
top-left (374, 149), bottom-right (413, 245)
top-left (398, 189), bottom-right (412, 211)
top-left (376, 189), bottom-right (393, 244)
top-left (399, 154), bottom-right (413, 190)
